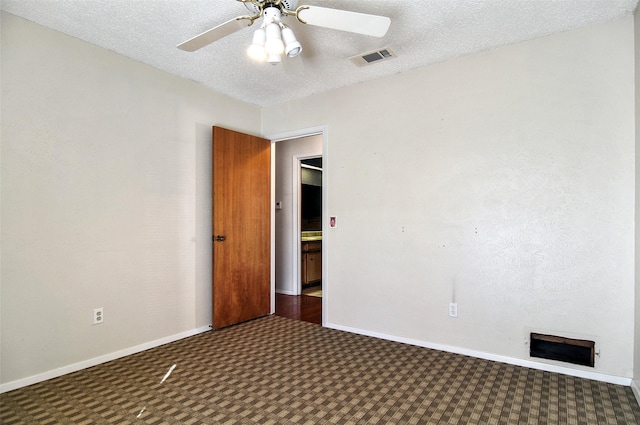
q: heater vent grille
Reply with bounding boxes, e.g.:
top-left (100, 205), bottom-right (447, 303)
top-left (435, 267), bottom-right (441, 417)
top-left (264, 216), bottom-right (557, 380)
top-left (530, 333), bottom-right (595, 367)
top-left (350, 47), bottom-right (397, 67)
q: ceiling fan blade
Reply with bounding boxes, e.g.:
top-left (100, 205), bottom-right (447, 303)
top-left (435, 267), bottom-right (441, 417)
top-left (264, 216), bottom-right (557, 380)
top-left (296, 6), bottom-right (390, 38)
top-left (177, 16), bottom-right (254, 52)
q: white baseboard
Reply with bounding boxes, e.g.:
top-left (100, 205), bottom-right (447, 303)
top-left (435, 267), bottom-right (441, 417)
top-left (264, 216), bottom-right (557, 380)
top-left (276, 289), bottom-right (296, 295)
top-left (632, 379), bottom-right (640, 406)
top-left (4, 321), bottom-right (634, 397)
top-left (325, 322), bottom-right (632, 387)
top-left (0, 325), bottom-right (212, 394)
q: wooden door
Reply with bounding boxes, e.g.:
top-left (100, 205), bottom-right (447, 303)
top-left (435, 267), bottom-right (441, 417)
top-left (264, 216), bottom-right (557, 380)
top-left (212, 126), bottom-right (271, 329)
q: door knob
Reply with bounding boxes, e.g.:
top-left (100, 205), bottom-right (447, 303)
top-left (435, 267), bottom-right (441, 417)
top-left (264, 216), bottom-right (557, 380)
top-left (214, 235), bottom-right (226, 242)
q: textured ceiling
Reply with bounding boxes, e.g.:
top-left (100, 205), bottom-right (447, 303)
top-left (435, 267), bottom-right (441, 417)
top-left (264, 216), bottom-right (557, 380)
top-left (2, 0), bottom-right (638, 106)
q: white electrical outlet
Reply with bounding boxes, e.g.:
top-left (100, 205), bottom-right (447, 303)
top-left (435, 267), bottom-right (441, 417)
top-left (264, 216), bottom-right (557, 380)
top-left (93, 307), bottom-right (104, 325)
top-left (449, 303), bottom-right (458, 318)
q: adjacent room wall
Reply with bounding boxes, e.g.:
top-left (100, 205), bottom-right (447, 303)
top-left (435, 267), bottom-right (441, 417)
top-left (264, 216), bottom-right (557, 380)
top-left (274, 135), bottom-right (323, 295)
top-left (0, 12), bottom-right (261, 387)
top-left (263, 16), bottom-right (636, 379)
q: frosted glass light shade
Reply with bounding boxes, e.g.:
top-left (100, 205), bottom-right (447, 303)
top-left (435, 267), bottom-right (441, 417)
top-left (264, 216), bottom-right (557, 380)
top-left (247, 28), bottom-right (267, 61)
top-left (264, 23), bottom-right (284, 55)
top-left (266, 53), bottom-right (282, 64)
top-left (281, 27), bottom-right (302, 57)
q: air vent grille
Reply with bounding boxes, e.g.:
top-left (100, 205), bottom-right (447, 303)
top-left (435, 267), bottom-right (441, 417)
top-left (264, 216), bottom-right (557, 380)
top-left (530, 333), bottom-right (595, 367)
top-left (350, 47), bottom-right (397, 67)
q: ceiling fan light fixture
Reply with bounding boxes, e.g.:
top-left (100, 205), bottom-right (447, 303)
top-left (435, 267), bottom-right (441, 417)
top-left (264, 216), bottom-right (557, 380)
top-left (266, 53), bottom-right (282, 65)
top-left (247, 28), bottom-right (267, 61)
top-left (179, 2), bottom-right (391, 67)
top-left (281, 27), bottom-right (302, 58)
top-left (264, 22), bottom-right (285, 55)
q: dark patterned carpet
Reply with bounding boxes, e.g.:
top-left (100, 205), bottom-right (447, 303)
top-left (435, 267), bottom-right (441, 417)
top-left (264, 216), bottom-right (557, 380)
top-left (1, 315), bottom-right (639, 424)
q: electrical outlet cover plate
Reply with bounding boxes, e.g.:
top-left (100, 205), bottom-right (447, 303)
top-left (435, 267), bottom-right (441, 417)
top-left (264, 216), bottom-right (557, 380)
top-left (449, 303), bottom-right (458, 318)
top-left (93, 307), bottom-right (104, 325)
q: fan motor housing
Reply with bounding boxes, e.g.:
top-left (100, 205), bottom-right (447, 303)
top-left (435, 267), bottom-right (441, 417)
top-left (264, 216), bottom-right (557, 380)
top-left (244, 0), bottom-right (298, 14)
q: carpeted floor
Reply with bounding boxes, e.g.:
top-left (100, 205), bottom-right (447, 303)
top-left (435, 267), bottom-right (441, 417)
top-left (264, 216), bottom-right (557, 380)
top-left (1, 315), bottom-right (639, 424)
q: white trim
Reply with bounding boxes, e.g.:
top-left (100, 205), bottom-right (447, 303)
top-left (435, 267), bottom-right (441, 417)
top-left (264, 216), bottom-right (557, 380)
top-left (276, 289), bottom-right (296, 296)
top-left (270, 144), bottom-right (276, 314)
top-left (632, 379), bottom-right (640, 406)
top-left (320, 129), bottom-right (328, 327)
top-left (0, 326), bottom-right (211, 394)
top-left (268, 126), bottom-right (328, 320)
top-left (325, 322), bottom-right (632, 387)
top-left (294, 153), bottom-right (322, 295)
top-left (267, 126), bottom-right (324, 143)
top-left (322, 126), bottom-right (335, 326)
top-left (292, 155), bottom-right (302, 295)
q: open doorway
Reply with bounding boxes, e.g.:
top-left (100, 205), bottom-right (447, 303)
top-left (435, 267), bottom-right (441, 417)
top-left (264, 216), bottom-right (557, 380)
top-left (300, 157), bottom-right (322, 298)
top-left (272, 130), bottom-right (324, 325)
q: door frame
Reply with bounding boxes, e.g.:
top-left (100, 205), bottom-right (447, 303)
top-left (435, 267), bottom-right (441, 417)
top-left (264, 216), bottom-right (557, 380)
top-left (268, 125), bottom-right (328, 326)
top-left (295, 154), bottom-right (323, 295)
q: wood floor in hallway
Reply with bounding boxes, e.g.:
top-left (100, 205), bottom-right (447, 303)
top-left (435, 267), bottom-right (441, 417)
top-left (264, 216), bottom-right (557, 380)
top-left (275, 293), bottom-right (322, 325)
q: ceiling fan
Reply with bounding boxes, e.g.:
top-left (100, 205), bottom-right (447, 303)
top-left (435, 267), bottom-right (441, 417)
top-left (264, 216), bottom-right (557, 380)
top-left (177, 0), bottom-right (391, 64)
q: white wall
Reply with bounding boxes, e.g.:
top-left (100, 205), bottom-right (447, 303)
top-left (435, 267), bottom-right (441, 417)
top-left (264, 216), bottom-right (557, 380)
top-left (264, 17), bottom-right (636, 379)
top-left (2, 9), bottom-right (637, 390)
top-left (274, 135), bottom-right (323, 295)
top-left (0, 12), bottom-right (261, 387)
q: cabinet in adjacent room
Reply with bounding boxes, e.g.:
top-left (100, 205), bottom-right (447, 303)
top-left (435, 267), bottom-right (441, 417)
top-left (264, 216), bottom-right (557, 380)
top-left (301, 240), bottom-right (322, 285)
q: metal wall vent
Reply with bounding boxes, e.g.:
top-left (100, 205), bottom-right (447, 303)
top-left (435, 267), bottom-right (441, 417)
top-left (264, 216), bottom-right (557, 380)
top-left (530, 333), bottom-right (595, 367)
top-left (350, 47), bottom-right (397, 67)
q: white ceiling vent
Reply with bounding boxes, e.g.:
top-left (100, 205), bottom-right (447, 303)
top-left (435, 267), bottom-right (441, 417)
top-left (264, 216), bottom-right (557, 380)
top-left (350, 48), bottom-right (397, 67)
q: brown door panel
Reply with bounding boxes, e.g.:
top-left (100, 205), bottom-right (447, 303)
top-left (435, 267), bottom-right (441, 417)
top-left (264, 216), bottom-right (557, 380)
top-left (212, 126), bottom-right (270, 329)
